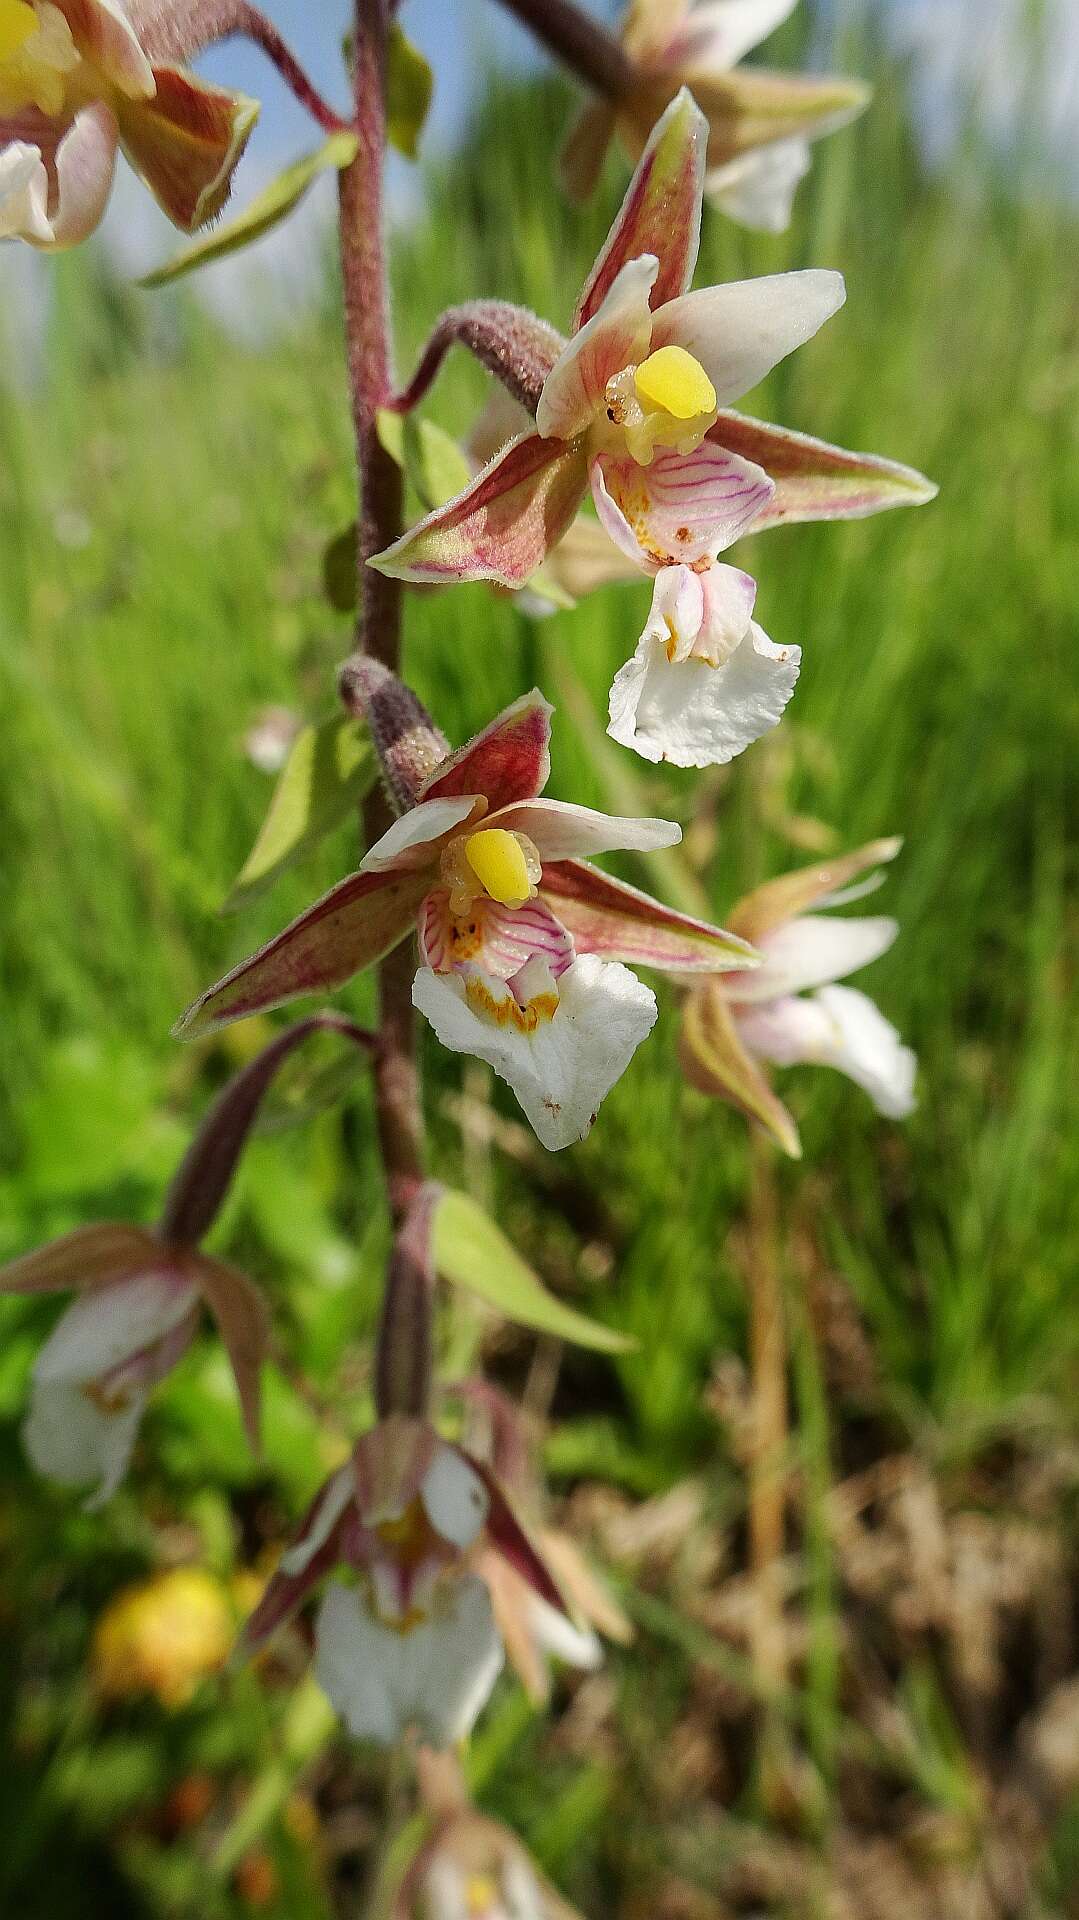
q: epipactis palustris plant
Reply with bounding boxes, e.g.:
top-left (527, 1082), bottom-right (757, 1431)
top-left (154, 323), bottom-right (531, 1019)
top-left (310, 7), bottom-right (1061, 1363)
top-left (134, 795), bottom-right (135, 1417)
top-left (372, 87), bottom-right (934, 770)
top-left (562, 0), bottom-right (871, 234)
top-left (1, 0), bottom-right (935, 1898)
top-left (177, 682), bottom-right (758, 1149)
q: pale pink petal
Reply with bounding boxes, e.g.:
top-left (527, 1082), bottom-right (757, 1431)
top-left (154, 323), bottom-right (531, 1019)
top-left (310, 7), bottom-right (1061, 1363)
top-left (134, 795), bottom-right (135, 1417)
top-left (706, 137), bottom-right (811, 234)
top-left (0, 140), bottom-right (53, 242)
top-left (361, 795), bottom-right (482, 874)
top-left (592, 442), bottom-right (773, 569)
top-left (421, 690), bottom-right (553, 811)
top-left (487, 796), bottom-right (680, 863)
top-left (725, 912), bottom-right (899, 1004)
top-left (419, 889), bottom-right (575, 981)
top-left (670, 0), bottom-right (800, 69)
top-left (736, 985), bottom-right (916, 1118)
top-left (370, 433), bottom-right (590, 589)
top-left (540, 860), bottom-right (758, 973)
top-left (649, 269), bottom-right (845, 406)
top-left (54, 0), bottom-right (154, 98)
top-left (46, 102), bottom-right (118, 247)
top-left (537, 255), bottom-right (657, 442)
top-left (574, 87), bottom-right (707, 330)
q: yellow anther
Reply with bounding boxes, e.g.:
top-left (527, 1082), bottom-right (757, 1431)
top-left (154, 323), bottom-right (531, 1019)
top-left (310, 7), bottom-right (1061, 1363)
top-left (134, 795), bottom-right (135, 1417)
top-left (464, 828), bottom-right (531, 907)
top-left (0, 0), bottom-right (36, 62)
top-left (634, 344), bottom-right (717, 421)
top-left (466, 1876), bottom-right (498, 1914)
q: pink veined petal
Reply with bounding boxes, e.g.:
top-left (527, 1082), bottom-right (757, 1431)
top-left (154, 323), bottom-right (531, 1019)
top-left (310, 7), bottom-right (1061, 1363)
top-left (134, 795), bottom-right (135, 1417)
top-left (421, 690), bottom-right (553, 812)
top-left (649, 269), bottom-right (846, 407)
top-left (45, 102), bottom-right (118, 247)
top-left (710, 411), bottom-right (938, 525)
top-left (574, 87), bottom-right (707, 330)
top-left (540, 860), bottom-right (758, 973)
top-left (487, 796), bottom-right (680, 864)
top-left (174, 866), bottom-right (430, 1039)
top-left (724, 912), bottom-right (900, 1005)
top-left (369, 432), bottom-right (590, 589)
top-left (53, 0), bottom-right (155, 98)
top-left (117, 64), bottom-right (258, 230)
top-left (361, 795), bottom-right (483, 874)
top-left (537, 254), bottom-right (658, 442)
top-left (592, 442), bottom-right (774, 569)
top-left (418, 888), bottom-right (575, 982)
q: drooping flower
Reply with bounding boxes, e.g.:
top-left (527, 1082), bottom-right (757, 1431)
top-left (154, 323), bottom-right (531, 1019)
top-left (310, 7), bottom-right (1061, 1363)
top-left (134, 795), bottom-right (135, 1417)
top-left (371, 91), bottom-right (934, 771)
top-left (563, 0), bottom-right (870, 233)
top-left (680, 837), bottom-right (916, 1156)
top-left (236, 1414), bottom-right (571, 1749)
top-left (0, 0), bottom-right (257, 249)
top-left (0, 1223), bottom-right (269, 1505)
top-left (177, 689), bottom-right (758, 1151)
top-left (399, 1803), bottom-right (584, 1920)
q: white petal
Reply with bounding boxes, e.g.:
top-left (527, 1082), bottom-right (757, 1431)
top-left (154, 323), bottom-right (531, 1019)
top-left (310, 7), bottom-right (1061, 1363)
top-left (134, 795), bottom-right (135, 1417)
top-left (649, 269), bottom-right (845, 406)
top-left (736, 985), bottom-right (917, 1118)
top-left (525, 1592), bottom-right (603, 1672)
top-left (0, 141), bottom-right (54, 243)
top-left (608, 615), bottom-right (799, 769)
top-left (22, 1377), bottom-right (146, 1506)
top-left (537, 254), bottom-right (657, 442)
top-left (706, 137), bottom-right (812, 234)
top-left (725, 912), bottom-right (899, 1003)
top-left (421, 1444), bottom-right (489, 1550)
top-left (314, 1575), bottom-right (503, 1748)
top-left (414, 954), bottom-right (658, 1152)
top-left (675, 0), bottom-right (801, 69)
top-left (33, 1269), bottom-right (199, 1387)
top-left (489, 795), bottom-right (681, 861)
top-left (361, 796), bottom-right (480, 874)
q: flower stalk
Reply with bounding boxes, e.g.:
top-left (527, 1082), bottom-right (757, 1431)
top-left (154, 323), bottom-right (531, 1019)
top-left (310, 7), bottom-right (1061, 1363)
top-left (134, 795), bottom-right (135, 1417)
top-left (337, 0), bottom-right (421, 1225)
top-left (492, 0), bottom-right (634, 100)
top-left (133, 0), bottom-right (352, 134)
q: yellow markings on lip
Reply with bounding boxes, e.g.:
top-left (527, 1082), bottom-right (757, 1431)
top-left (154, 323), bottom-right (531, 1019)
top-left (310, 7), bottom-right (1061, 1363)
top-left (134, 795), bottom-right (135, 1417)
top-left (0, 1), bottom-right (36, 63)
top-left (634, 344), bottom-right (717, 421)
top-left (464, 974), bottom-right (559, 1034)
top-left (464, 827), bottom-right (531, 907)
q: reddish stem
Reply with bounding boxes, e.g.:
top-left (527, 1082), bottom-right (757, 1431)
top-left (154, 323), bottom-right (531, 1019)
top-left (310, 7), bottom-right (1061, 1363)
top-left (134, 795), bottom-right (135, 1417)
top-left (133, 0), bottom-right (353, 135)
top-left (491, 0), bottom-right (634, 99)
top-left (337, 0), bottom-right (423, 1227)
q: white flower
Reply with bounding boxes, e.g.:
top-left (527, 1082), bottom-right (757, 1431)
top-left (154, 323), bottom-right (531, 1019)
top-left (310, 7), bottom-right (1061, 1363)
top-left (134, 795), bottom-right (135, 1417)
top-left (607, 560), bottom-right (799, 766)
top-left (735, 983), bottom-right (917, 1118)
top-left (315, 1576), bottom-right (504, 1749)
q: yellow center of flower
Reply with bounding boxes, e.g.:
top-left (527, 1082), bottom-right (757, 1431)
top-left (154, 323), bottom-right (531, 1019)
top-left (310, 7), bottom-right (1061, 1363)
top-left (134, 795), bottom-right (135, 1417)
top-left (464, 828), bottom-right (532, 908)
top-left (0, 0), bottom-right (35, 61)
top-left (466, 1876), bottom-right (499, 1915)
top-left (0, 0), bottom-right (80, 115)
top-left (634, 344), bottom-right (717, 421)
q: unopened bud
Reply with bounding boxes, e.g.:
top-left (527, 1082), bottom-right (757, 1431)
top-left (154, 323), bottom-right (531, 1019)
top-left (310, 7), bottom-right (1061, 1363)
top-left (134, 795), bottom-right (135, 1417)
top-left (339, 655), bottom-right (449, 811)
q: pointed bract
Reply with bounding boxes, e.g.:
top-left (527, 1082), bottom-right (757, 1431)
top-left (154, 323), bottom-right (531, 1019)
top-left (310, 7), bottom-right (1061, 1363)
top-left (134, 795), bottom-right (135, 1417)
top-left (575, 87), bottom-right (706, 329)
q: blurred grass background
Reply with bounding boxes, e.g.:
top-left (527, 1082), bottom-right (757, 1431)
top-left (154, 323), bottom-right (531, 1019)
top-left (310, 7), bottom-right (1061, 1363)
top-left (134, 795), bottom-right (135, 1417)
top-left (0, 8), bottom-right (1077, 1917)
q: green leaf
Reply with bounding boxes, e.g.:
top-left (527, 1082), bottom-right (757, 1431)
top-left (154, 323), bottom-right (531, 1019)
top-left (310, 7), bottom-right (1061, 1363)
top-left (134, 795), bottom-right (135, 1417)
top-left (386, 23), bottom-right (434, 160)
top-left (223, 713), bottom-right (376, 913)
top-left (139, 131), bottom-right (359, 289)
top-left (432, 1189), bottom-right (634, 1353)
top-left (376, 410), bottom-right (472, 511)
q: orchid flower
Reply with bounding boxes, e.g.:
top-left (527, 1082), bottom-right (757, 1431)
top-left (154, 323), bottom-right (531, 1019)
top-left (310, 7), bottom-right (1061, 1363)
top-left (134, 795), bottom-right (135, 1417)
top-left (400, 1807), bottom-right (584, 1920)
top-left (0, 1223), bottom-right (269, 1505)
top-left (680, 837), bottom-right (916, 1157)
top-left (236, 1413), bottom-right (572, 1749)
top-left (0, 0), bottom-right (257, 248)
top-left (563, 0), bottom-right (870, 234)
top-left (178, 689), bottom-right (757, 1151)
top-left (372, 91), bottom-right (934, 773)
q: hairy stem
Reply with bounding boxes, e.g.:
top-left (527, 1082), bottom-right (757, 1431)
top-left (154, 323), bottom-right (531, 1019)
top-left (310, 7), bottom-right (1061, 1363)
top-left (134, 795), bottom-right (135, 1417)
top-left (338, 0), bottom-right (422, 1226)
top-left (491, 0), bottom-right (634, 99)
top-left (133, 0), bottom-right (352, 133)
